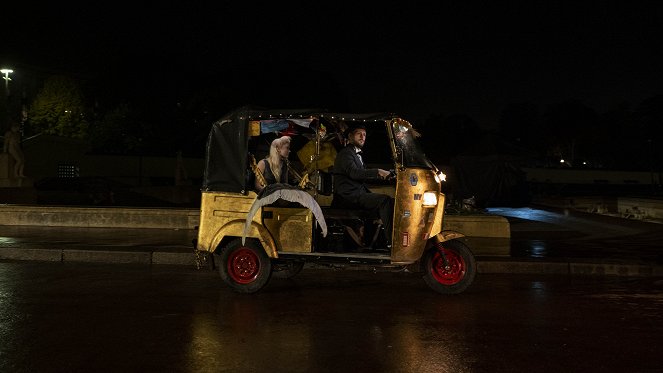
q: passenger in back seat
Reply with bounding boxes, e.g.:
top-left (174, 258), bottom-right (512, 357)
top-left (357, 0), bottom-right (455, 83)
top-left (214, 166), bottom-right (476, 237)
top-left (254, 136), bottom-right (292, 192)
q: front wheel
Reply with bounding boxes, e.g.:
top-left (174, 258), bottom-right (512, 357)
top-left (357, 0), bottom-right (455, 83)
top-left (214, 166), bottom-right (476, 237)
top-left (421, 239), bottom-right (476, 294)
top-left (218, 238), bottom-right (272, 294)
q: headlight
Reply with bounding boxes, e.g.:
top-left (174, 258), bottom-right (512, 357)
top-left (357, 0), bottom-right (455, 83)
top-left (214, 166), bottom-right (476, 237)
top-left (433, 171), bottom-right (446, 183)
top-left (422, 191), bottom-right (438, 207)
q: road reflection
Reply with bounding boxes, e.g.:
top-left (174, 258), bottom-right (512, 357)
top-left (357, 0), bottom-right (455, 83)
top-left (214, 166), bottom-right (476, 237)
top-left (183, 275), bottom-right (478, 372)
top-left (1, 262), bottom-right (661, 372)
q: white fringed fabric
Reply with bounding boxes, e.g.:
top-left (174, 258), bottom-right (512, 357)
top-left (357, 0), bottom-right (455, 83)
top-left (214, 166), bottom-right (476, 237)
top-left (242, 184), bottom-right (328, 245)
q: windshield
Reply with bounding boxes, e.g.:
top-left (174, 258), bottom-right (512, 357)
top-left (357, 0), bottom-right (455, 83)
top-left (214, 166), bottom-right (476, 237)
top-left (392, 119), bottom-right (434, 168)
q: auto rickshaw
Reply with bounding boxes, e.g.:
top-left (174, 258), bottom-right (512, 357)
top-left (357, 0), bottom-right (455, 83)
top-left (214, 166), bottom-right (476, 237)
top-left (194, 105), bottom-right (476, 294)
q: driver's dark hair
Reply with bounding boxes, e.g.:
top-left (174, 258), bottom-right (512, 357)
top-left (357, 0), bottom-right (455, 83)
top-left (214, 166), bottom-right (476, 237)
top-left (344, 123), bottom-right (367, 139)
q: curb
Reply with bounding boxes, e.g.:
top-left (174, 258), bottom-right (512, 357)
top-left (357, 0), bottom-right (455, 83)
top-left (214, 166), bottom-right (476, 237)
top-left (478, 260), bottom-right (663, 276)
top-left (0, 248), bottom-right (196, 266)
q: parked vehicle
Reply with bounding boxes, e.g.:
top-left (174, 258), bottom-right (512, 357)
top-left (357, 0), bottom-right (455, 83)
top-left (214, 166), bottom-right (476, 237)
top-left (194, 106), bottom-right (476, 294)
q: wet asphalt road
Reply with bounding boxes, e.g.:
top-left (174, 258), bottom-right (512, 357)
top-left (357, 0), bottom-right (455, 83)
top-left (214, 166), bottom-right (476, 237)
top-left (1, 261), bottom-right (662, 373)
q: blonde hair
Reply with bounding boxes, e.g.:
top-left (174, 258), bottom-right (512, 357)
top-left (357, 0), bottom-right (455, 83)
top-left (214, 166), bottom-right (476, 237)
top-left (267, 136), bottom-right (291, 182)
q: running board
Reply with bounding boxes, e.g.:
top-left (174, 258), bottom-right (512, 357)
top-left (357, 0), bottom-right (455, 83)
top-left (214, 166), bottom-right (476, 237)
top-left (278, 251), bottom-right (391, 260)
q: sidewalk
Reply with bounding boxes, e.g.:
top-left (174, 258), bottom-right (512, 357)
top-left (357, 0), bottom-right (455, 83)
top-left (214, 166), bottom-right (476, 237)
top-left (1, 205), bottom-right (662, 276)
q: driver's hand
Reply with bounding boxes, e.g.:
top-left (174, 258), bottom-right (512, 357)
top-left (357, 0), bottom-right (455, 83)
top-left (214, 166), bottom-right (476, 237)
top-left (378, 169), bottom-right (391, 179)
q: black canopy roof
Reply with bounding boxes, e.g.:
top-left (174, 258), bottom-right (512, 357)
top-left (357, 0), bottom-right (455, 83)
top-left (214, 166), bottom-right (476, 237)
top-left (202, 105), bottom-right (399, 193)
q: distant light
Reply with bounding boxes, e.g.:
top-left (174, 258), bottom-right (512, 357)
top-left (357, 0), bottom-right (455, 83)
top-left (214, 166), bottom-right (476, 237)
top-left (1, 68), bottom-right (12, 95)
top-left (582, 161), bottom-right (587, 165)
top-left (1, 68), bottom-right (12, 82)
top-left (560, 159), bottom-right (565, 163)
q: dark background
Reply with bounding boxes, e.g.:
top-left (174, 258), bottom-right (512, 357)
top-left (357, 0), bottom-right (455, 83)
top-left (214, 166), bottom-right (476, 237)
top-left (5, 2), bottom-right (662, 125)
top-left (2, 2), bottom-right (663, 186)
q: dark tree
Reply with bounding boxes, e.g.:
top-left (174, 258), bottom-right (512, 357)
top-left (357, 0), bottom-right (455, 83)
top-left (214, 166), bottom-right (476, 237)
top-left (27, 75), bottom-right (90, 138)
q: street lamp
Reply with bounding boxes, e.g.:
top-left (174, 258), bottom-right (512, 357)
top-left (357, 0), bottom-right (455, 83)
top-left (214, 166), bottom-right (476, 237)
top-left (1, 68), bottom-right (13, 96)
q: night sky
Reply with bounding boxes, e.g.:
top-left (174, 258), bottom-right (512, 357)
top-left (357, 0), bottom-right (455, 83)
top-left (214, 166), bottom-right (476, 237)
top-left (4, 2), bottom-right (663, 126)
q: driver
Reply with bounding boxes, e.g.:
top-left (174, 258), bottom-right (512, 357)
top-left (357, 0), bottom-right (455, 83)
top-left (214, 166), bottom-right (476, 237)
top-left (332, 122), bottom-right (393, 248)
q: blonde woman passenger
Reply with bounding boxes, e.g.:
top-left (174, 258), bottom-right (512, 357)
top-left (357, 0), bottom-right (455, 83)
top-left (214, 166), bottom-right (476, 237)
top-left (255, 135), bottom-right (291, 192)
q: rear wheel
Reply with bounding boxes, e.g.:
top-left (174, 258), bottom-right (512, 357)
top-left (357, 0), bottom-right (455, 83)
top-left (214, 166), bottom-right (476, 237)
top-left (218, 238), bottom-right (272, 294)
top-left (422, 239), bottom-right (476, 294)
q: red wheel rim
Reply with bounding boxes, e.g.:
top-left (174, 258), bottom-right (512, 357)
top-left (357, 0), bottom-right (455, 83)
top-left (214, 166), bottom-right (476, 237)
top-left (227, 247), bottom-right (261, 284)
top-left (430, 244), bottom-right (466, 285)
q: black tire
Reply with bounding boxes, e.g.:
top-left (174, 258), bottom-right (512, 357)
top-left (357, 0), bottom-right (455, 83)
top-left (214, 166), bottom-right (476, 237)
top-left (421, 239), bottom-right (476, 295)
top-left (218, 238), bottom-right (272, 294)
top-left (272, 260), bottom-right (305, 279)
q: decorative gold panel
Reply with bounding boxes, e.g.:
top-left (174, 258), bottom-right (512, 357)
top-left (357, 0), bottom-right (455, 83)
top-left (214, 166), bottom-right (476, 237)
top-left (262, 207), bottom-right (313, 253)
top-left (391, 168), bottom-right (441, 263)
top-left (249, 121), bottom-right (261, 136)
top-left (197, 191), bottom-right (258, 252)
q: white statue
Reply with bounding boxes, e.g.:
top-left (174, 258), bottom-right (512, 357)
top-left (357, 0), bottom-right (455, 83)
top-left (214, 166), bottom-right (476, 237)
top-left (3, 122), bottom-right (25, 178)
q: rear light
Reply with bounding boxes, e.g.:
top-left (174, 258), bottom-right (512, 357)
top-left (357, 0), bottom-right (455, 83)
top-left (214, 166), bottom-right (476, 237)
top-left (402, 232), bottom-right (409, 247)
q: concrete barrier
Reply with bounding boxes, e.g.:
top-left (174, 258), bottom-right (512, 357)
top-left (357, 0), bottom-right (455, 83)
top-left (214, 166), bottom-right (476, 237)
top-left (0, 205), bottom-right (200, 229)
top-left (618, 197), bottom-right (663, 220)
top-left (0, 205), bottom-right (510, 256)
top-left (442, 214), bottom-right (510, 238)
top-left (0, 205), bottom-right (509, 236)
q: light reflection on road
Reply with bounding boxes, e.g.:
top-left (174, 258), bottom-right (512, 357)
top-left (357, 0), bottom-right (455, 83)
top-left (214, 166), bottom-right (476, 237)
top-left (487, 207), bottom-right (642, 238)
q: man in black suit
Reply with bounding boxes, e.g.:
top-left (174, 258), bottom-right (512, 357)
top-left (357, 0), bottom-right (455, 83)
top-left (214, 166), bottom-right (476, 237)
top-left (332, 122), bottom-right (393, 247)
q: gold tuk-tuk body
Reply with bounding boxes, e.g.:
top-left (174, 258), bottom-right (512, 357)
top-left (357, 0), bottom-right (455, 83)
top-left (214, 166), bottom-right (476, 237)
top-left (195, 106), bottom-right (476, 294)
